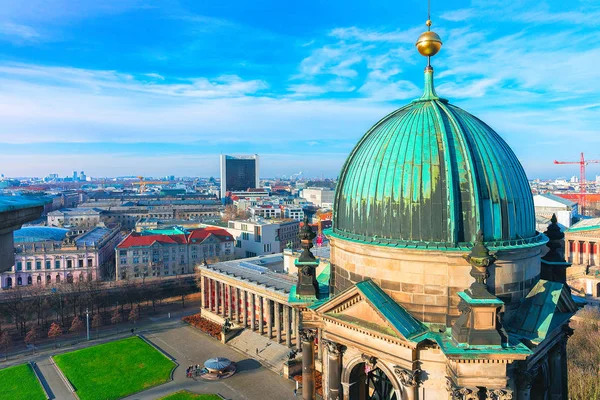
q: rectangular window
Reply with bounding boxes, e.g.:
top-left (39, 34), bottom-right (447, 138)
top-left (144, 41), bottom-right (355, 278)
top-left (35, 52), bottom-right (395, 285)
top-left (88, 258), bottom-right (93, 266)
top-left (26, 261), bottom-right (32, 270)
top-left (55, 260), bottom-right (61, 269)
top-left (133, 257), bottom-right (139, 263)
top-left (16, 261), bottom-right (22, 271)
top-left (67, 260), bottom-right (73, 269)
top-left (45, 261), bottom-right (51, 269)
top-left (120, 258), bottom-right (127, 265)
top-left (78, 259), bottom-right (84, 268)
top-left (242, 232), bottom-right (249, 240)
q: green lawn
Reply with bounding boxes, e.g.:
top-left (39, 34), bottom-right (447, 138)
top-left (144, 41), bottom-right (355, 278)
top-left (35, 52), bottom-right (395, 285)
top-left (54, 336), bottom-right (175, 400)
top-left (0, 363), bottom-right (46, 400)
top-left (160, 391), bottom-right (222, 400)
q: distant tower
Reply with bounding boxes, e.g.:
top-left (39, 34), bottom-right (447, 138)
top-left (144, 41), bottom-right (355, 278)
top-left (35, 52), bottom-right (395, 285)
top-left (73, 171), bottom-right (78, 181)
top-left (219, 154), bottom-right (260, 198)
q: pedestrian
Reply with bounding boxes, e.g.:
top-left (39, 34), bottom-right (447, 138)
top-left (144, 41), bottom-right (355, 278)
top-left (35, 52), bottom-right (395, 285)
top-left (255, 348), bottom-right (259, 356)
top-left (293, 388), bottom-right (297, 397)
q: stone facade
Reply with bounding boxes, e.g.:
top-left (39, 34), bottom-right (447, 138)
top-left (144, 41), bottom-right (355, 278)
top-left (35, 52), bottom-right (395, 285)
top-left (329, 236), bottom-right (544, 324)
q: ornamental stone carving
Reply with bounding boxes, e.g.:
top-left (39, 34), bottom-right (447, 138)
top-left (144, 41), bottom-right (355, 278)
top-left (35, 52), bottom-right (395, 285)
top-left (323, 340), bottom-right (344, 356)
top-left (361, 354), bottom-right (377, 368)
top-left (485, 388), bottom-right (513, 400)
top-left (394, 367), bottom-right (421, 387)
top-left (446, 377), bottom-right (479, 400)
top-left (300, 328), bottom-right (316, 343)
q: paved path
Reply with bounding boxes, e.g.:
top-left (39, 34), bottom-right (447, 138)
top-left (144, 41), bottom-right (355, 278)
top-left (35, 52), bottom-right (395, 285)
top-left (124, 325), bottom-right (297, 400)
top-left (35, 358), bottom-right (75, 400)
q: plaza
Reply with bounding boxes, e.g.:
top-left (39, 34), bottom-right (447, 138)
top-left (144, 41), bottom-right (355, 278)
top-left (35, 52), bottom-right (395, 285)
top-left (0, 313), bottom-right (297, 400)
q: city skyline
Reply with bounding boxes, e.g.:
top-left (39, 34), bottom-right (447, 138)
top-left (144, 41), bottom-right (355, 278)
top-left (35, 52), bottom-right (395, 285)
top-left (0, 0), bottom-right (599, 178)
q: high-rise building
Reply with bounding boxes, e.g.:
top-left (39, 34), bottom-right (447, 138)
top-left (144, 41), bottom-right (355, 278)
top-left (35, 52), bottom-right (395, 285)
top-left (219, 154), bottom-right (259, 198)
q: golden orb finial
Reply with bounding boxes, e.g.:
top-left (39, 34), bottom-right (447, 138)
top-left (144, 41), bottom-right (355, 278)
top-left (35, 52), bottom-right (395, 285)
top-left (416, 19), bottom-right (442, 58)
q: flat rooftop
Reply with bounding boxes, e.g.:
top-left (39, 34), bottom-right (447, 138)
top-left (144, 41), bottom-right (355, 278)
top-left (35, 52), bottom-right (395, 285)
top-left (201, 254), bottom-right (295, 296)
top-left (0, 196), bottom-right (50, 212)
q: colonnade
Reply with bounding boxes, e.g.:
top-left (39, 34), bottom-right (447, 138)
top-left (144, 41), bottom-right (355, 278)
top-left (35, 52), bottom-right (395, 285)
top-left (201, 275), bottom-right (300, 348)
top-left (565, 239), bottom-right (598, 266)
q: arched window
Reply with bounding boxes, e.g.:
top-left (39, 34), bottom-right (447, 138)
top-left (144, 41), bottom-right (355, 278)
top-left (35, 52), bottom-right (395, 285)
top-left (56, 274), bottom-right (61, 283)
top-left (17, 276), bottom-right (22, 285)
top-left (27, 276), bottom-right (32, 285)
top-left (46, 275), bottom-right (51, 284)
top-left (37, 276), bottom-right (42, 284)
top-left (67, 273), bottom-right (73, 284)
top-left (79, 273), bottom-right (84, 282)
top-left (6, 277), bottom-right (12, 288)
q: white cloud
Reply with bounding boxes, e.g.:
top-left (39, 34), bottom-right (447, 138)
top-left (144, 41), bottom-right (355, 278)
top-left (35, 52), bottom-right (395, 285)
top-left (0, 22), bottom-right (41, 42)
top-left (440, 8), bottom-right (476, 22)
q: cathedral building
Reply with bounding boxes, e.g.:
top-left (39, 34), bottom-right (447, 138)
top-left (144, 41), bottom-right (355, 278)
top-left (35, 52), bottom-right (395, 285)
top-left (292, 18), bottom-right (579, 400)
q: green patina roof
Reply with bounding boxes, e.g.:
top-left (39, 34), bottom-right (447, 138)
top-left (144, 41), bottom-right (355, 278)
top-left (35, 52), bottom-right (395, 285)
top-left (0, 196), bottom-right (50, 213)
top-left (142, 227), bottom-right (188, 235)
top-left (354, 280), bottom-right (427, 340)
top-left (506, 279), bottom-right (578, 344)
top-left (332, 69), bottom-right (543, 250)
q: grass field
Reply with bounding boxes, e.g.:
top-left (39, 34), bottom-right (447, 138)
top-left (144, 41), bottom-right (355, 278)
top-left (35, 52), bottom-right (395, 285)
top-left (160, 391), bottom-right (222, 400)
top-left (0, 363), bottom-right (46, 400)
top-left (54, 336), bottom-right (175, 400)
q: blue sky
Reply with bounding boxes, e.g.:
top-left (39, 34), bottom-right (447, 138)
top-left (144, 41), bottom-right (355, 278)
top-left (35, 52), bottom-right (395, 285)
top-left (0, 0), bottom-right (599, 179)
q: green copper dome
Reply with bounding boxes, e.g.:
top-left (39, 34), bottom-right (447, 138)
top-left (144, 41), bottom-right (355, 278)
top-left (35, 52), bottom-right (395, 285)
top-left (332, 68), bottom-right (545, 250)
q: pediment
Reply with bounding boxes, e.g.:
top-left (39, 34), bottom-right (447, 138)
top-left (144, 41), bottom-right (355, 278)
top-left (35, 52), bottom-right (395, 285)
top-left (314, 280), bottom-right (427, 341)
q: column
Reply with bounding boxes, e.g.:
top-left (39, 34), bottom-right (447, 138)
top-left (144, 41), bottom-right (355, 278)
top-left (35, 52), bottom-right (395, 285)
top-left (200, 276), bottom-right (206, 309)
top-left (394, 367), bottom-right (419, 400)
top-left (301, 329), bottom-right (316, 400)
top-left (284, 306), bottom-right (291, 347)
top-left (586, 241), bottom-right (592, 266)
top-left (296, 309), bottom-right (302, 351)
top-left (207, 278), bottom-right (214, 312)
top-left (317, 328), bottom-right (323, 361)
top-left (549, 345), bottom-right (563, 400)
top-left (325, 340), bottom-right (344, 400)
top-left (242, 290), bottom-right (248, 327)
top-left (267, 299), bottom-right (273, 339)
top-left (275, 302), bottom-right (282, 343)
top-left (227, 285), bottom-right (233, 320)
top-left (565, 240), bottom-right (570, 261)
top-left (214, 281), bottom-right (221, 315)
top-left (220, 282), bottom-right (226, 316)
top-left (258, 295), bottom-right (264, 334)
top-left (250, 293), bottom-right (256, 331)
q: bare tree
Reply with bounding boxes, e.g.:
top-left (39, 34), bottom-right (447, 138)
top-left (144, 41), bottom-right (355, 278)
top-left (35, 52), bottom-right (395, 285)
top-left (128, 305), bottom-right (139, 324)
top-left (24, 326), bottom-right (38, 354)
top-left (69, 316), bottom-right (84, 337)
top-left (111, 308), bottom-right (121, 333)
top-left (0, 329), bottom-right (12, 360)
top-left (47, 322), bottom-right (63, 348)
top-left (91, 313), bottom-right (102, 339)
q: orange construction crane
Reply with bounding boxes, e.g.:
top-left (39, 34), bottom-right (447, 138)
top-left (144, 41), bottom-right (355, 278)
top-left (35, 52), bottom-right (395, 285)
top-left (132, 176), bottom-right (170, 193)
top-left (554, 152), bottom-right (600, 214)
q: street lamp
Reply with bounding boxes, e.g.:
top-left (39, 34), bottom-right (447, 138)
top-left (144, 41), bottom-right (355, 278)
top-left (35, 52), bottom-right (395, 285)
top-left (85, 307), bottom-right (90, 340)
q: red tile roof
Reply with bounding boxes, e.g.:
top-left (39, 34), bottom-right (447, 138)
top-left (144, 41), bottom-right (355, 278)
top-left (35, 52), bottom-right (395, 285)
top-left (118, 227), bottom-right (233, 248)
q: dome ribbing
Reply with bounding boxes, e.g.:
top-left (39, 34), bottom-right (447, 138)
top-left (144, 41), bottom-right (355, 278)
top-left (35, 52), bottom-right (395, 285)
top-left (332, 69), bottom-right (544, 250)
